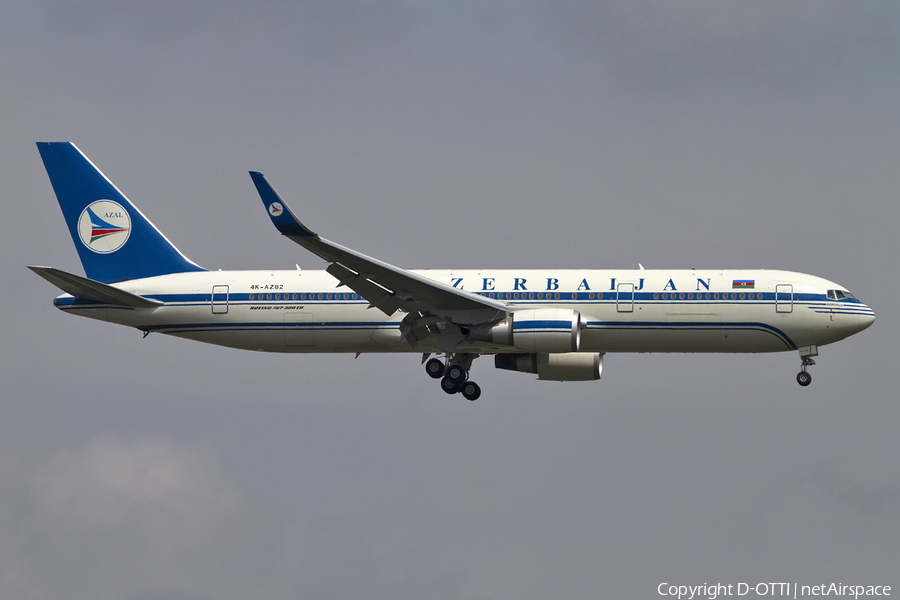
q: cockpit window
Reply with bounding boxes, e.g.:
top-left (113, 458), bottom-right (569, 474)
top-left (828, 289), bottom-right (858, 300)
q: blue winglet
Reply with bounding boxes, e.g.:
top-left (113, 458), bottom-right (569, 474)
top-left (249, 171), bottom-right (317, 237)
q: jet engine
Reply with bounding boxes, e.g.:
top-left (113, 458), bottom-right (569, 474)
top-left (494, 352), bottom-right (604, 381)
top-left (486, 308), bottom-right (582, 353)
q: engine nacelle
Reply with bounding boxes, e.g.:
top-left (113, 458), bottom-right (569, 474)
top-left (487, 308), bottom-right (582, 353)
top-left (494, 352), bottom-right (604, 381)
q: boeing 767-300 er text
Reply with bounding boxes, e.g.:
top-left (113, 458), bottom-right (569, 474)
top-left (30, 142), bottom-right (875, 400)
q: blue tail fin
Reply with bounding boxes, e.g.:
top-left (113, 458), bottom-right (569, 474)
top-left (37, 142), bottom-right (205, 283)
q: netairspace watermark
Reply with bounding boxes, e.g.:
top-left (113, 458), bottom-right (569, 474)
top-left (658, 583), bottom-right (891, 600)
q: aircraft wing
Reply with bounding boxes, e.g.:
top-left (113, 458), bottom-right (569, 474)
top-left (28, 266), bottom-right (162, 308)
top-left (249, 172), bottom-right (508, 326)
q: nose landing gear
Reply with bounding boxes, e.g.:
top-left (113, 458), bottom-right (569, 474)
top-left (424, 353), bottom-right (482, 400)
top-left (796, 345), bottom-right (818, 387)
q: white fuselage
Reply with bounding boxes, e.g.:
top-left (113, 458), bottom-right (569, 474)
top-left (52, 268), bottom-right (875, 356)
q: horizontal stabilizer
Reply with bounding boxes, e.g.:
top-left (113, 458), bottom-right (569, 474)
top-left (28, 266), bottom-right (162, 308)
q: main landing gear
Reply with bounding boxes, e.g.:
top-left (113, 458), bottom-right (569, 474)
top-left (796, 345), bottom-right (818, 387)
top-left (424, 354), bottom-right (481, 401)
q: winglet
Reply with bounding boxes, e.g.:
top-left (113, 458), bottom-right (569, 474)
top-left (249, 171), bottom-right (317, 237)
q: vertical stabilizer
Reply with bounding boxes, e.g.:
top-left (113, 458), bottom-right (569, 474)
top-left (37, 142), bottom-right (205, 283)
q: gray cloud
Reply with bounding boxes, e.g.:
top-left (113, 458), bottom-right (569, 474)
top-left (0, 436), bottom-right (282, 599)
top-left (0, 434), bottom-right (477, 599)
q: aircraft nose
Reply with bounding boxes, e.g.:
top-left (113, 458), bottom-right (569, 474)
top-left (858, 305), bottom-right (875, 332)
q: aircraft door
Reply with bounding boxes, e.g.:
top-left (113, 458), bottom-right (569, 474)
top-left (617, 282), bottom-right (635, 313)
top-left (775, 284), bottom-right (793, 313)
top-left (211, 285), bottom-right (229, 314)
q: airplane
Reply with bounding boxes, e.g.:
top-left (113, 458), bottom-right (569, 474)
top-left (30, 142), bottom-right (875, 400)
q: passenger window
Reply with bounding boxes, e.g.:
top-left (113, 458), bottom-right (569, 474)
top-left (249, 293), bottom-right (255, 300)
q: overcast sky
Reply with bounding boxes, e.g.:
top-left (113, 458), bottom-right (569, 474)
top-left (2, 1), bottom-right (898, 598)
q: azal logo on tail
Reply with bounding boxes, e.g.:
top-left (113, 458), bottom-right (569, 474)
top-left (77, 200), bottom-right (132, 254)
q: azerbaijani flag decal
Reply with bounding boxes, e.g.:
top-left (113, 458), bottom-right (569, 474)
top-left (732, 280), bottom-right (755, 289)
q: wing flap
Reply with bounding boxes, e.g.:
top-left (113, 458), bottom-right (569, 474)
top-left (28, 266), bottom-right (162, 308)
top-left (326, 262), bottom-right (417, 316)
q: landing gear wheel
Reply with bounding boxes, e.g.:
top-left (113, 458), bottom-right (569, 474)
top-left (797, 371), bottom-right (812, 386)
top-left (461, 381), bottom-right (481, 401)
top-left (446, 364), bottom-right (467, 384)
top-left (425, 358), bottom-right (445, 379)
top-left (441, 376), bottom-right (460, 394)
